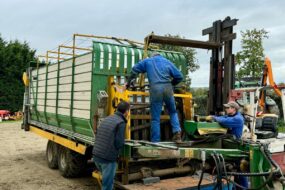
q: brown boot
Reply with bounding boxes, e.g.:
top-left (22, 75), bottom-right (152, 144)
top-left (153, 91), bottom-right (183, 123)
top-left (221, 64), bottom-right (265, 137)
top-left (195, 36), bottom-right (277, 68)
top-left (172, 132), bottom-right (182, 143)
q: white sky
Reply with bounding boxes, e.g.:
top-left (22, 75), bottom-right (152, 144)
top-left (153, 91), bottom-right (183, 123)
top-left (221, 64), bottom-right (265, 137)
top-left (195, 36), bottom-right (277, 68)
top-left (1, 0), bottom-right (284, 87)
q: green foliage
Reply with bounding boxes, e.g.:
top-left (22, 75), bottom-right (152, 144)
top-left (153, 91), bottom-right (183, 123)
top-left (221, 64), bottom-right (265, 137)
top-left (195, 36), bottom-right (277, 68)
top-left (0, 35), bottom-right (36, 112)
top-left (190, 87), bottom-right (208, 115)
top-left (236, 29), bottom-right (269, 80)
top-left (158, 34), bottom-right (199, 88)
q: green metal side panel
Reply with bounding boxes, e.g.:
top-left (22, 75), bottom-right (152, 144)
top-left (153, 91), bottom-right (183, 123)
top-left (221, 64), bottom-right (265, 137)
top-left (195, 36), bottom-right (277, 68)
top-left (30, 53), bottom-right (95, 139)
top-left (90, 41), bottom-right (188, 127)
top-left (30, 41), bottom-right (187, 142)
top-left (30, 111), bottom-right (91, 136)
top-left (44, 64), bottom-right (49, 124)
top-left (249, 145), bottom-right (272, 189)
top-left (55, 58), bottom-right (61, 127)
top-left (184, 120), bottom-right (226, 136)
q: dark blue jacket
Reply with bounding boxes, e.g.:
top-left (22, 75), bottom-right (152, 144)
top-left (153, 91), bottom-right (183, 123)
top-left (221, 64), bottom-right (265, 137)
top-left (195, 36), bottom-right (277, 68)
top-left (128, 55), bottom-right (183, 86)
top-left (213, 112), bottom-right (244, 139)
top-left (92, 112), bottom-right (126, 162)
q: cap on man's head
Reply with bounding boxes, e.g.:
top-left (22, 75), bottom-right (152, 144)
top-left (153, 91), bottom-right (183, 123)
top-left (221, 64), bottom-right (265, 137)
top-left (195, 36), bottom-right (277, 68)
top-left (223, 101), bottom-right (240, 110)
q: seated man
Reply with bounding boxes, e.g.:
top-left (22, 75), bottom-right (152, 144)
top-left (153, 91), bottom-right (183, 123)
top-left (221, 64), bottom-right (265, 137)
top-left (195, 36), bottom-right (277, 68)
top-left (212, 101), bottom-right (247, 189)
top-left (212, 101), bottom-right (244, 139)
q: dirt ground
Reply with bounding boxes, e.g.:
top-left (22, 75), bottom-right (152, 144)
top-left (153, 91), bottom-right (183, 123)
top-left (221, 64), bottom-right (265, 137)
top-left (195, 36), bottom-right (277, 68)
top-left (0, 121), bottom-right (98, 190)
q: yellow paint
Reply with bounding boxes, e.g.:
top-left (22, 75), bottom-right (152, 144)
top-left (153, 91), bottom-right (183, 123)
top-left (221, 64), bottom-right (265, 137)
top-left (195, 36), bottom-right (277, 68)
top-left (183, 92), bottom-right (192, 120)
top-left (107, 77), bottom-right (131, 139)
top-left (130, 114), bottom-right (170, 120)
top-left (29, 126), bottom-right (86, 155)
top-left (107, 79), bottom-right (193, 139)
top-left (127, 90), bottom-right (192, 99)
top-left (185, 149), bottom-right (194, 158)
top-left (92, 171), bottom-right (102, 188)
top-left (107, 76), bottom-right (116, 115)
top-left (22, 72), bottom-right (29, 87)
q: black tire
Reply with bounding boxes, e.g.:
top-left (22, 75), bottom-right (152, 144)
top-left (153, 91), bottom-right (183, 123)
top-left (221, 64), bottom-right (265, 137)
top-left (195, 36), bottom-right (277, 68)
top-left (58, 146), bottom-right (87, 178)
top-left (46, 140), bottom-right (58, 169)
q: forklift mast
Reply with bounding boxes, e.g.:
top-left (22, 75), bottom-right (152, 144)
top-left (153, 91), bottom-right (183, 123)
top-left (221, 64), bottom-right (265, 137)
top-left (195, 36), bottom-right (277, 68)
top-left (202, 16), bottom-right (237, 114)
top-left (144, 16), bottom-right (238, 114)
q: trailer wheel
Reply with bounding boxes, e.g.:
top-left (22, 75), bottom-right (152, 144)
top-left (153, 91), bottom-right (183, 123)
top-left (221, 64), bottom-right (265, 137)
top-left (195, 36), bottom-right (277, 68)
top-left (58, 146), bottom-right (87, 178)
top-left (46, 140), bottom-right (58, 169)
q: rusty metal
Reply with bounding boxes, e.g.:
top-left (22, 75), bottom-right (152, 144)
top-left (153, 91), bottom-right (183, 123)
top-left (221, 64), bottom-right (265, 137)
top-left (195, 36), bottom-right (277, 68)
top-left (37, 55), bottom-right (64, 60)
top-left (47, 50), bottom-right (74, 56)
top-left (125, 140), bottom-right (178, 150)
top-left (203, 17), bottom-right (237, 114)
top-left (131, 123), bottom-right (151, 132)
top-left (145, 34), bottom-right (222, 49)
top-left (58, 45), bottom-right (92, 51)
top-left (74, 33), bottom-right (145, 46)
top-left (131, 114), bottom-right (170, 120)
top-left (128, 166), bottom-right (193, 181)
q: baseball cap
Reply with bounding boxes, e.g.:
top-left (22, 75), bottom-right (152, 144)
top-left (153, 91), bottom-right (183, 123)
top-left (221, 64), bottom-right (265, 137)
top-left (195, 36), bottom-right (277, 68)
top-left (223, 101), bottom-right (240, 110)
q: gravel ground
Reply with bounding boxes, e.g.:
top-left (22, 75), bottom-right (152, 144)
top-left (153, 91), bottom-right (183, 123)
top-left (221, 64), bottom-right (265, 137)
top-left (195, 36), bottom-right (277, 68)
top-left (0, 121), bottom-right (98, 190)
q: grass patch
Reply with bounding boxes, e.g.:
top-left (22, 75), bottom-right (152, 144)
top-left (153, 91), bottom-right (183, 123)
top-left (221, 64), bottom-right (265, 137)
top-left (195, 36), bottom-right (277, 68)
top-left (0, 120), bottom-right (21, 124)
top-left (278, 119), bottom-right (285, 132)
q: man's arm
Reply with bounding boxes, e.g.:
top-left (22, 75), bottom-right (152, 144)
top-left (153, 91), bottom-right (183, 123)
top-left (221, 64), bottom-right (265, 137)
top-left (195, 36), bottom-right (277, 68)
top-left (213, 116), bottom-right (242, 128)
top-left (114, 122), bottom-right (126, 150)
top-left (169, 63), bottom-right (183, 86)
top-left (126, 59), bottom-right (147, 87)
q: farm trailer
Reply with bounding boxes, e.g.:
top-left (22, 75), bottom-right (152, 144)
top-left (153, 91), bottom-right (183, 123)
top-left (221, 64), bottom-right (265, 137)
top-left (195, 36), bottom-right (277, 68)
top-left (22, 18), bottom-right (285, 189)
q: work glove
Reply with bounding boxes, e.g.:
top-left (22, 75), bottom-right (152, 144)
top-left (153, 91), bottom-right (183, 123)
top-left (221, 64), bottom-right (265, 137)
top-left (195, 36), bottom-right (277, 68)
top-left (125, 79), bottom-right (136, 89)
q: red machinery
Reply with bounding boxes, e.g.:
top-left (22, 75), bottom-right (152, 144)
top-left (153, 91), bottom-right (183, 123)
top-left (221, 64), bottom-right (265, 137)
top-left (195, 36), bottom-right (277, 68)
top-left (0, 110), bottom-right (10, 120)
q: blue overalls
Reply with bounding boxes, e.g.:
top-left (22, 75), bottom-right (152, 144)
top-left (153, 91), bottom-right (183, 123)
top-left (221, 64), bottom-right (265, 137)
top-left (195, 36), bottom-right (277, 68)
top-left (130, 55), bottom-right (183, 142)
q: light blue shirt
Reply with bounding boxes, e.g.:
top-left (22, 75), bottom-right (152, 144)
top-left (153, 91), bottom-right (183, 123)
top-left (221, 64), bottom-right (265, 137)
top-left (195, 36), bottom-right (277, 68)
top-left (131, 55), bottom-right (183, 86)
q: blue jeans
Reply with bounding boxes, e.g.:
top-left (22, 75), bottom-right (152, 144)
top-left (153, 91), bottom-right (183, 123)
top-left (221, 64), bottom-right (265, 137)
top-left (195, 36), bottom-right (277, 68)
top-left (93, 158), bottom-right (117, 190)
top-left (150, 83), bottom-right (181, 142)
top-left (234, 175), bottom-right (248, 190)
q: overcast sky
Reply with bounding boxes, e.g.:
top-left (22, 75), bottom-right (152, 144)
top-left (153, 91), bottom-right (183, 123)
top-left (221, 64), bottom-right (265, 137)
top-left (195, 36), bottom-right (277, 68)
top-left (1, 0), bottom-right (284, 87)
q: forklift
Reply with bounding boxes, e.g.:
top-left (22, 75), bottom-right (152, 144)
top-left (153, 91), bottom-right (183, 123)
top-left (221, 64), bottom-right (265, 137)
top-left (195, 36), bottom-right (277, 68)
top-left (107, 17), bottom-right (285, 189)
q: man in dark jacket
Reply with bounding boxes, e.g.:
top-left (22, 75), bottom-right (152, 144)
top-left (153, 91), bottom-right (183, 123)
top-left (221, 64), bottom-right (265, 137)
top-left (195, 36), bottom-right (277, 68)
top-left (126, 52), bottom-right (183, 142)
top-left (92, 101), bottom-right (130, 190)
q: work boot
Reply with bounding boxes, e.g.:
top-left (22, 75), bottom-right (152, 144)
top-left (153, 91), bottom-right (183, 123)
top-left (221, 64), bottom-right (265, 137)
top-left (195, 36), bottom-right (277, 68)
top-left (172, 132), bottom-right (182, 143)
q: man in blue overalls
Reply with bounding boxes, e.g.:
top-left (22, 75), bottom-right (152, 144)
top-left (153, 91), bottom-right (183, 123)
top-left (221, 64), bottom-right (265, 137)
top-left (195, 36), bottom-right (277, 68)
top-left (126, 52), bottom-right (183, 143)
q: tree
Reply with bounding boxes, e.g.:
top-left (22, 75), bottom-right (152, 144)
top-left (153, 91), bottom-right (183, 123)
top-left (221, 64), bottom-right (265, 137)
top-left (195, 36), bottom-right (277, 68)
top-left (190, 87), bottom-right (208, 115)
top-left (158, 34), bottom-right (199, 88)
top-left (0, 35), bottom-right (36, 112)
top-left (236, 29), bottom-right (269, 80)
